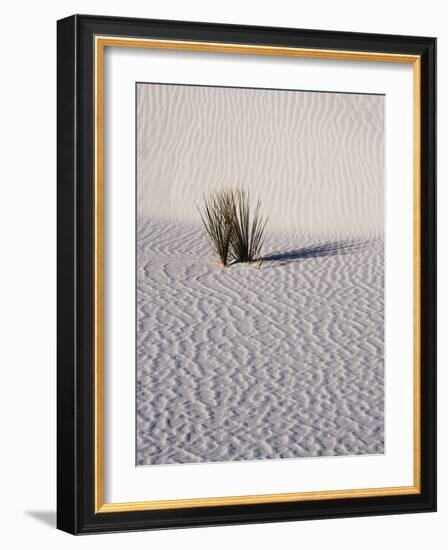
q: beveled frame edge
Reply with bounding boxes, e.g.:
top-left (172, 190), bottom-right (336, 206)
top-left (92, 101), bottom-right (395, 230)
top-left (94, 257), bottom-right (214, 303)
top-left (57, 14), bottom-right (436, 535)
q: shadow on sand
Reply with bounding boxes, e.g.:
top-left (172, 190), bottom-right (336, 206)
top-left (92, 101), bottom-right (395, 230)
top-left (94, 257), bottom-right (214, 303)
top-left (263, 240), bottom-right (368, 265)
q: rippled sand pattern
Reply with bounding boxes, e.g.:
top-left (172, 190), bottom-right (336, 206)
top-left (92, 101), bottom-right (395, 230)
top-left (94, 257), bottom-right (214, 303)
top-left (136, 219), bottom-right (384, 465)
top-left (137, 84), bottom-right (384, 238)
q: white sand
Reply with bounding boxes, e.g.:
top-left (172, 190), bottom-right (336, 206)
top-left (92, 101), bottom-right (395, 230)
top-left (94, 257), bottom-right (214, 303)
top-left (137, 84), bottom-right (384, 238)
top-left (136, 218), bottom-right (384, 465)
top-left (136, 83), bottom-right (384, 465)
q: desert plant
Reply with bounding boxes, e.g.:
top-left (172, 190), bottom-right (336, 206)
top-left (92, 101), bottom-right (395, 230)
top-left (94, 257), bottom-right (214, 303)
top-left (229, 189), bottom-right (268, 264)
top-left (198, 187), bottom-right (268, 266)
top-left (197, 189), bottom-right (235, 266)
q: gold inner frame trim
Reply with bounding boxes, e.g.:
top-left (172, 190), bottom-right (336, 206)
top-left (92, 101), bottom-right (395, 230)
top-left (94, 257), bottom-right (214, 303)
top-left (94, 35), bottom-right (421, 513)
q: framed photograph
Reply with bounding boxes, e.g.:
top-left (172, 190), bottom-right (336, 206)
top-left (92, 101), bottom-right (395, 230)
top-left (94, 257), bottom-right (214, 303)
top-left (57, 14), bottom-right (436, 534)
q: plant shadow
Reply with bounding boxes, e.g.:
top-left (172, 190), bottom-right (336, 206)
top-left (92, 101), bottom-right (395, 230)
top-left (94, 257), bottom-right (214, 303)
top-left (263, 240), bottom-right (369, 266)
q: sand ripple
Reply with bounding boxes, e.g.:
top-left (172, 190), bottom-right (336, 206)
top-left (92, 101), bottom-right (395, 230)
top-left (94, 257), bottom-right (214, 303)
top-left (136, 219), bottom-right (384, 465)
top-left (137, 85), bottom-right (383, 238)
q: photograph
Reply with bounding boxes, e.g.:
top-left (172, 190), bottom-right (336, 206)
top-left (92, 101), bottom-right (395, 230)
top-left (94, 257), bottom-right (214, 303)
top-left (135, 82), bottom-right (385, 466)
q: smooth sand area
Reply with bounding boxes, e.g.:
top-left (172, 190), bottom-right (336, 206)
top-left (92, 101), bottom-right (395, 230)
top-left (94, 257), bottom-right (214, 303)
top-left (136, 218), bottom-right (384, 465)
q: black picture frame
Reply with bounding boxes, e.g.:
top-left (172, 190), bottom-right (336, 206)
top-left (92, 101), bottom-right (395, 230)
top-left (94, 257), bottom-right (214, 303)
top-left (57, 14), bottom-right (436, 535)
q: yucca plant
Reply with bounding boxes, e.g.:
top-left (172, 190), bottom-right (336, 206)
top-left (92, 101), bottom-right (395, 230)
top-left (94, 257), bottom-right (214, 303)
top-left (197, 189), bottom-right (234, 266)
top-left (199, 187), bottom-right (268, 267)
top-left (229, 189), bottom-right (268, 264)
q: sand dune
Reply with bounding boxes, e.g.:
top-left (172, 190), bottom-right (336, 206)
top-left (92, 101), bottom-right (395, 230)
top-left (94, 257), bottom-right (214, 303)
top-left (136, 218), bottom-right (384, 465)
top-left (136, 83), bottom-right (384, 465)
top-left (137, 84), bottom-right (383, 238)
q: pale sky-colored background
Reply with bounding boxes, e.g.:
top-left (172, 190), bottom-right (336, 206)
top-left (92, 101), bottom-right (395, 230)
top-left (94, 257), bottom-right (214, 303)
top-left (137, 84), bottom-right (384, 238)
